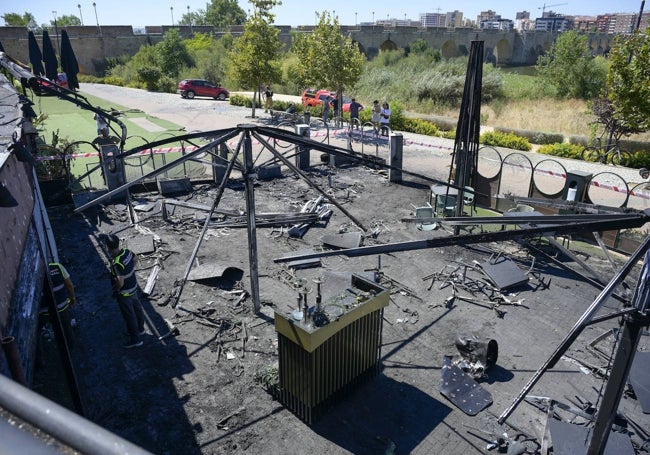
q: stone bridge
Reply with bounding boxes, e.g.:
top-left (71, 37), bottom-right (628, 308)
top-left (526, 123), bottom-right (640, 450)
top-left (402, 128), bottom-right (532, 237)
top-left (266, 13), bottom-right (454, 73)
top-left (0, 25), bottom-right (616, 76)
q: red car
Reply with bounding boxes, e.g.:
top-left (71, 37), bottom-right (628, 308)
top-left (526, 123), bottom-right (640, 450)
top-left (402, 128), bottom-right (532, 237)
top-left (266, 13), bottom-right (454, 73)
top-left (178, 79), bottom-right (229, 100)
top-left (301, 89), bottom-right (351, 112)
top-left (33, 73), bottom-right (69, 95)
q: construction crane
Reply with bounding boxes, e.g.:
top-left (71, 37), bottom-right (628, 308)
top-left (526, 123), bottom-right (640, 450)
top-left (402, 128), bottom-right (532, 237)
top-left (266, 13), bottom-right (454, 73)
top-left (538, 2), bottom-right (568, 15)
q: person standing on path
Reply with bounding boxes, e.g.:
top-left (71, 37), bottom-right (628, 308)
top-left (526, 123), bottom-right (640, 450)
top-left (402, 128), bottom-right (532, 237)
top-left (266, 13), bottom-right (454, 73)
top-left (322, 95), bottom-right (332, 123)
top-left (105, 234), bottom-right (146, 349)
top-left (380, 102), bottom-right (391, 136)
top-left (349, 98), bottom-right (364, 128)
top-left (264, 86), bottom-right (274, 113)
top-left (93, 110), bottom-right (109, 135)
top-left (371, 100), bottom-right (381, 132)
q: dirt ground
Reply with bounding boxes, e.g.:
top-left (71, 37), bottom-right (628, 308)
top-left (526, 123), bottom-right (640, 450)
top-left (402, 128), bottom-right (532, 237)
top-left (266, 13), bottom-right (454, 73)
top-left (36, 86), bottom-right (650, 455)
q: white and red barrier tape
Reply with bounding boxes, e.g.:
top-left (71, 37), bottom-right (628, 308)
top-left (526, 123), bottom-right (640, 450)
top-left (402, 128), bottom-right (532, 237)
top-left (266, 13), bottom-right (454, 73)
top-left (34, 129), bottom-right (648, 200)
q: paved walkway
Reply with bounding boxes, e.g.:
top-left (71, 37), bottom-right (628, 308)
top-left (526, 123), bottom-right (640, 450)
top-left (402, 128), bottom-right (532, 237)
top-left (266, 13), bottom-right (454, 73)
top-left (80, 84), bottom-right (646, 191)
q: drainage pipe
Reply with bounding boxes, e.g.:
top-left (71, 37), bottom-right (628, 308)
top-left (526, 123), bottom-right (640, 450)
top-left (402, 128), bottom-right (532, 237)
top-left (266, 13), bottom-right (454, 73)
top-left (1, 336), bottom-right (27, 386)
top-left (0, 373), bottom-right (152, 455)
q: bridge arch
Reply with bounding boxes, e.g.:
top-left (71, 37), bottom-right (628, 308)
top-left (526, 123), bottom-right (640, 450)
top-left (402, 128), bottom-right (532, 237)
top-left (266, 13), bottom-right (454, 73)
top-left (352, 40), bottom-right (366, 57)
top-left (380, 39), bottom-right (398, 52)
top-left (494, 38), bottom-right (512, 66)
top-left (441, 40), bottom-right (459, 58)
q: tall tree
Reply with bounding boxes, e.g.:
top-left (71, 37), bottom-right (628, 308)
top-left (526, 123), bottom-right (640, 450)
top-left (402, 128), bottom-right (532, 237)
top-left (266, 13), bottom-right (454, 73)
top-left (227, 0), bottom-right (283, 117)
top-left (156, 28), bottom-right (193, 77)
top-left (292, 11), bottom-right (365, 117)
top-left (606, 29), bottom-right (650, 135)
top-left (536, 30), bottom-right (607, 99)
top-left (2, 12), bottom-right (37, 29)
top-left (50, 15), bottom-right (81, 27)
top-left (205, 0), bottom-right (247, 29)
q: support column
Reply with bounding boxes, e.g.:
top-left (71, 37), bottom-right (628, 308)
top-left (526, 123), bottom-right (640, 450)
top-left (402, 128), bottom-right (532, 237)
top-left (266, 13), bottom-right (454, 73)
top-left (388, 132), bottom-right (403, 183)
top-left (100, 144), bottom-right (126, 193)
top-left (242, 130), bottom-right (261, 313)
top-left (213, 142), bottom-right (229, 184)
top-left (295, 124), bottom-right (310, 170)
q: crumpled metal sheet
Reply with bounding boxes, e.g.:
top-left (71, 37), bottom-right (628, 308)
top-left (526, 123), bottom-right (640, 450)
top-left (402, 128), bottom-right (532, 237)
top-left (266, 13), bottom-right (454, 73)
top-left (440, 355), bottom-right (492, 416)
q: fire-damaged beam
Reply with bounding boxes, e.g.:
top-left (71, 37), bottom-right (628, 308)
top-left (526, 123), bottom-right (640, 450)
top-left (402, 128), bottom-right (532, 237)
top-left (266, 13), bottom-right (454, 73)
top-left (512, 196), bottom-right (636, 215)
top-left (402, 213), bottom-right (642, 225)
top-left (255, 125), bottom-right (485, 198)
top-left (275, 210), bottom-right (650, 263)
top-left (73, 128), bottom-right (241, 212)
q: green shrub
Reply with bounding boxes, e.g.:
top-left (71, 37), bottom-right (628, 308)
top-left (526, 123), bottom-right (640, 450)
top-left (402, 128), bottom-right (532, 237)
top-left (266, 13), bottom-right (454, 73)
top-left (537, 142), bottom-right (583, 159)
top-left (567, 135), bottom-right (589, 147)
top-left (229, 94), bottom-right (261, 108)
top-left (78, 74), bottom-right (104, 84)
top-left (402, 118), bottom-right (439, 136)
top-left (136, 67), bottom-right (162, 91)
top-left (480, 130), bottom-right (532, 151)
top-left (271, 100), bottom-right (304, 113)
top-left (531, 132), bottom-right (564, 145)
top-left (628, 151), bottom-right (650, 169)
top-left (494, 126), bottom-right (563, 145)
top-left (158, 76), bottom-right (177, 93)
top-left (441, 130), bottom-right (456, 140)
top-left (103, 76), bottom-right (125, 87)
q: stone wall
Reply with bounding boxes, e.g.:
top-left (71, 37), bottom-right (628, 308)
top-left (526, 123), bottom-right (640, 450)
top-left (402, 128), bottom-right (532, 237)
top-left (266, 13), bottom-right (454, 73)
top-left (0, 25), bottom-right (616, 76)
top-left (0, 75), bottom-right (44, 383)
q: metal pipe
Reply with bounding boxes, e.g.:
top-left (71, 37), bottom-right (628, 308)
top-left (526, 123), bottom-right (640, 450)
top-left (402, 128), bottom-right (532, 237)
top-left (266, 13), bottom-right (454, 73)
top-left (242, 127), bottom-right (261, 313)
top-left (0, 374), bottom-right (152, 455)
top-left (171, 136), bottom-right (243, 309)
top-left (1, 336), bottom-right (27, 386)
top-left (498, 234), bottom-right (650, 425)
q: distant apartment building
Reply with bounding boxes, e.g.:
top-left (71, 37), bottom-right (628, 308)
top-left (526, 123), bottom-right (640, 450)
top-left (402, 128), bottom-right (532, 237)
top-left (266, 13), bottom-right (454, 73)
top-left (573, 15), bottom-right (599, 32)
top-left (535, 11), bottom-right (573, 32)
top-left (481, 19), bottom-right (514, 30)
top-left (608, 13), bottom-right (639, 33)
top-left (477, 10), bottom-right (500, 25)
top-left (514, 11), bottom-right (535, 31)
top-left (412, 8), bottom-right (647, 33)
top-left (574, 12), bottom-right (648, 33)
top-left (420, 12), bottom-right (446, 27)
top-left (446, 10), bottom-right (464, 28)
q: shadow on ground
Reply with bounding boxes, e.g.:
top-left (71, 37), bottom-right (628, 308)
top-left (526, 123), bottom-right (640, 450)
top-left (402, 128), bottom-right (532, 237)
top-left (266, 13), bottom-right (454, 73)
top-left (313, 374), bottom-right (452, 454)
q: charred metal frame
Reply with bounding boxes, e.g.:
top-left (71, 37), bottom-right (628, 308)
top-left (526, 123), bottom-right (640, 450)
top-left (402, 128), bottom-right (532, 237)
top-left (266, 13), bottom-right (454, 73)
top-left (4, 49), bottom-right (648, 453)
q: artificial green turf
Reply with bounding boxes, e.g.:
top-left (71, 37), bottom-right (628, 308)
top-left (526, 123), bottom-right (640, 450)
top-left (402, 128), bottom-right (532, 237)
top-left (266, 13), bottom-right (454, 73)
top-left (28, 90), bottom-right (201, 187)
top-left (30, 90), bottom-right (183, 145)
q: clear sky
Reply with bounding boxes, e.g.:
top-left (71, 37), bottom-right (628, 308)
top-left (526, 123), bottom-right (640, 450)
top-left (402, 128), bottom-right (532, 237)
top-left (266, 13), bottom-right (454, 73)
top-left (4, 1), bottom-right (645, 28)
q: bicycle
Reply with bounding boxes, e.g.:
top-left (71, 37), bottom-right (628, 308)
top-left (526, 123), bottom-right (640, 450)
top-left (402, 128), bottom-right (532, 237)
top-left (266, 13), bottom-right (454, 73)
top-left (581, 137), bottom-right (631, 166)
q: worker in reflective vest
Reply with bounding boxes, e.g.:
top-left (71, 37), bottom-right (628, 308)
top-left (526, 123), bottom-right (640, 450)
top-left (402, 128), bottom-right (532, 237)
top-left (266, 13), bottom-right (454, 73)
top-left (48, 262), bottom-right (76, 311)
top-left (105, 234), bottom-right (146, 349)
top-left (41, 262), bottom-right (77, 346)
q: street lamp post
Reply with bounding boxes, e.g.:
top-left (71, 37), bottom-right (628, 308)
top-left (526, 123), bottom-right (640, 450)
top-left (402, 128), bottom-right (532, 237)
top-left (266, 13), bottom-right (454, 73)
top-left (188, 5), bottom-right (192, 33)
top-left (314, 11), bottom-right (318, 26)
top-left (170, 7), bottom-right (174, 26)
top-left (92, 2), bottom-right (101, 35)
top-left (52, 11), bottom-right (60, 53)
top-left (78, 4), bottom-right (84, 25)
top-left (355, 12), bottom-right (357, 26)
top-left (372, 11), bottom-right (375, 24)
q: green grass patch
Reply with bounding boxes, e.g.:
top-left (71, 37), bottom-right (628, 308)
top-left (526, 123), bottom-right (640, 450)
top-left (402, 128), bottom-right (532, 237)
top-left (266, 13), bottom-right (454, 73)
top-left (30, 92), bottom-right (185, 147)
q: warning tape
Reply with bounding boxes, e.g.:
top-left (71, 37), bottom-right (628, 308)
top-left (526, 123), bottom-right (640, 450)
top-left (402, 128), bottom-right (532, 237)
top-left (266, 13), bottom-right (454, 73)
top-left (33, 131), bottom-right (649, 201)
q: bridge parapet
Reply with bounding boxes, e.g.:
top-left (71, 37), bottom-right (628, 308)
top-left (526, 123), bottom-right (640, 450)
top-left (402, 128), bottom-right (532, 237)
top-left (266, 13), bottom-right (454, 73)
top-left (0, 25), bottom-right (615, 75)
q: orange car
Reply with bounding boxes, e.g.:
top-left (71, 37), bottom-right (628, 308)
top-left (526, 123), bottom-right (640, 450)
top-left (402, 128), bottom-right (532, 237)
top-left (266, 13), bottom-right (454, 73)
top-left (301, 89), bottom-right (351, 112)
